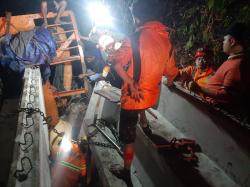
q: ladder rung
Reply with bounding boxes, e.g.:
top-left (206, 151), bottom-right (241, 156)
top-left (57, 46), bottom-right (78, 51)
top-left (53, 88), bottom-right (88, 97)
top-left (52, 29), bottom-right (76, 35)
top-left (78, 72), bottom-right (96, 79)
top-left (51, 56), bottom-right (81, 65)
top-left (56, 39), bottom-right (75, 44)
top-left (47, 22), bottom-right (73, 27)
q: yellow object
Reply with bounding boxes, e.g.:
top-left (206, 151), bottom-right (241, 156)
top-left (102, 65), bottom-right (110, 78)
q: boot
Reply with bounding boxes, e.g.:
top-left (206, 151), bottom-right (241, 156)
top-left (110, 165), bottom-right (133, 187)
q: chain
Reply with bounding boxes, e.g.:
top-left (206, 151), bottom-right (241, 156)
top-left (19, 106), bottom-right (51, 126)
top-left (51, 127), bottom-right (65, 137)
top-left (86, 119), bottom-right (121, 150)
top-left (0, 106), bottom-right (50, 125)
top-left (87, 127), bottom-right (116, 149)
top-left (18, 132), bottom-right (34, 152)
top-left (19, 107), bottom-right (119, 156)
top-left (14, 71), bottom-right (48, 182)
top-left (86, 139), bottom-right (116, 149)
top-left (99, 119), bottom-right (120, 143)
top-left (19, 106), bottom-right (65, 139)
top-left (14, 157), bottom-right (33, 182)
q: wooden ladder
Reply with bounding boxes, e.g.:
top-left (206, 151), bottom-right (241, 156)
top-left (47, 11), bottom-right (88, 97)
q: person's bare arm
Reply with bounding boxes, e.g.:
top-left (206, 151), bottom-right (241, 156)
top-left (41, 1), bottom-right (48, 26)
top-left (194, 68), bottom-right (236, 100)
top-left (200, 86), bottom-right (219, 96)
top-left (191, 81), bottom-right (228, 99)
top-left (54, 0), bottom-right (67, 24)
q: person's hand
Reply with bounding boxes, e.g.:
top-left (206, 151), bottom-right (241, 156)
top-left (166, 79), bottom-right (174, 87)
top-left (128, 80), bottom-right (144, 102)
top-left (163, 78), bottom-right (175, 88)
top-left (188, 81), bottom-right (201, 92)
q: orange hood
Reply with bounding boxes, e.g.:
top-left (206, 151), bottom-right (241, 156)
top-left (137, 21), bottom-right (170, 38)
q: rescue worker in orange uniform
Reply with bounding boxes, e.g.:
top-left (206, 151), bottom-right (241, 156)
top-left (108, 0), bottom-right (179, 185)
top-left (179, 48), bottom-right (214, 90)
top-left (191, 23), bottom-right (250, 105)
top-left (51, 140), bottom-right (87, 187)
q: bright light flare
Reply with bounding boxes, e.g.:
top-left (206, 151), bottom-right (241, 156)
top-left (98, 35), bottom-right (115, 50)
top-left (98, 35), bottom-right (122, 51)
top-left (60, 136), bottom-right (72, 152)
top-left (114, 42), bottom-right (122, 50)
top-left (87, 2), bottom-right (113, 26)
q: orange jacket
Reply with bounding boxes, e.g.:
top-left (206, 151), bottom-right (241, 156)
top-left (205, 57), bottom-right (248, 104)
top-left (52, 143), bottom-right (86, 187)
top-left (111, 21), bottom-right (179, 110)
top-left (179, 65), bottom-right (214, 87)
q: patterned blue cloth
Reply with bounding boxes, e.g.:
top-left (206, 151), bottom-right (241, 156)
top-left (0, 27), bottom-right (56, 81)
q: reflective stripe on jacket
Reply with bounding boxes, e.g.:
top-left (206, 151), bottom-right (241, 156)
top-left (52, 143), bottom-right (86, 187)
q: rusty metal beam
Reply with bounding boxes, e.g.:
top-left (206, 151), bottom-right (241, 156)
top-left (56, 38), bottom-right (75, 44)
top-left (47, 22), bottom-right (73, 27)
top-left (56, 46), bottom-right (78, 51)
top-left (52, 29), bottom-right (75, 35)
top-left (5, 12), bottom-right (11, 34)
top-left (53, 88), bottom-right (88, 97)
top-left (56, 33), bottom-right (75, 58)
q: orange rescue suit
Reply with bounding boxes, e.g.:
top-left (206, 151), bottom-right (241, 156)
top-left (179, 65), bottom-right (214, 87)
top-left (111, 21), bottom-right (179, 110)
top-left (52, 143), bottom-right (86, 187)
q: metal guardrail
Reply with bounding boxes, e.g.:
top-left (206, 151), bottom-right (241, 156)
top-left (172, 81), bottom-right (250, 129)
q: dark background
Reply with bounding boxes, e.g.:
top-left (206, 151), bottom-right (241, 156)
top-left (0, 0), bottom-right (93, 35)
top-left (1, 0), bottom-right (250, 66)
